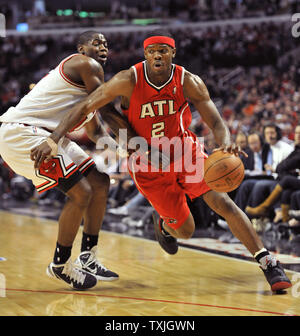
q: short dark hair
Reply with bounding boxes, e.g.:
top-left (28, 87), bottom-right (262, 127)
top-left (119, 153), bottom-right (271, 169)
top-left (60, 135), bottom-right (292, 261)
top-left (263, 123), bottom-right (282, 141)
top-left (77, 30), bottom-right (99, 48)
top-left (145, 29), bottom-right (173, 39)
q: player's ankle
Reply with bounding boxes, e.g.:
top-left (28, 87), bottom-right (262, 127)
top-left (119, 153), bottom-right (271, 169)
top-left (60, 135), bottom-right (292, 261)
top-left (254, 248), bottom-right (274, 270)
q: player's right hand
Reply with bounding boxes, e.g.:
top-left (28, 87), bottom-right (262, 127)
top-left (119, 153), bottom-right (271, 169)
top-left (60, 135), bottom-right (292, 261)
top-left (30, 140), bottom-right (55, 169)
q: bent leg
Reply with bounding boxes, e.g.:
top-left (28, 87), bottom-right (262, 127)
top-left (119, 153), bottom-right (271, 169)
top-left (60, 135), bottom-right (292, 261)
top-left (162, 212), bottom-right (195, 240)
top-left (202, 190), bottom-right (264, 255)
top-left (57, 178), bottom-right (92, 246)
top-left (83, 168), bottom-right (110, 236)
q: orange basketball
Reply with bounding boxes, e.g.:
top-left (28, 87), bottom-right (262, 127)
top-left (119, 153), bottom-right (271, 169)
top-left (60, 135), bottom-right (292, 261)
top-left (204, 151), bottom-right (245, 193)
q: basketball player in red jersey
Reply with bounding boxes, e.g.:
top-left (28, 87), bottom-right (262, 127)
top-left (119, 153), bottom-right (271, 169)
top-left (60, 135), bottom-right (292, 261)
top-left (32, 30), bottom-right (292, 292)
top-left (0, 31), bottom-right (122, 290)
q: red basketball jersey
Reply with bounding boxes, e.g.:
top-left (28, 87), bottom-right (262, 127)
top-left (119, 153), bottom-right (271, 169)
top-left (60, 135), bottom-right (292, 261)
top-left (122, 61), bottom-right (192, 143)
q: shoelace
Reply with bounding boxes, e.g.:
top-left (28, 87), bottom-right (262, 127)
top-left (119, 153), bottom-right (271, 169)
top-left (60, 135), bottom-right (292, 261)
top-left (82, 252), bottom-right (108, 272)
top-left (261, 256), bottom-right (278, 272)
top-left (62, 260), bottom-right (86, 285)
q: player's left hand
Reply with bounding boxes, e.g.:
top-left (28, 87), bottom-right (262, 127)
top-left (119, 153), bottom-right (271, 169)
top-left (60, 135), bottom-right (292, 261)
top-left (213, 144), bottom-right (248, 158)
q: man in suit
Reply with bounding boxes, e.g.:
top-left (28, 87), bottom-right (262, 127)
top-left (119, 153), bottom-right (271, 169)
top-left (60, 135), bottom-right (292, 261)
top-left (235, 131), bottom-right (272, 211)
top-left (244, 124), bottom-right (293, 214)
top-left (242, 131), bottom-right (271, 174)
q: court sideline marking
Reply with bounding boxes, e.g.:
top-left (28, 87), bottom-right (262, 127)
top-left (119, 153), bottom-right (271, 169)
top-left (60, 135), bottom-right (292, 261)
top-left (1, 287), bottom-right (297, 316)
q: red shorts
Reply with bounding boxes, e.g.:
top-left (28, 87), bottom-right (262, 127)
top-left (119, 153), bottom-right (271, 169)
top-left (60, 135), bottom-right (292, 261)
top-left (128, 136), bottom-right (211, 229)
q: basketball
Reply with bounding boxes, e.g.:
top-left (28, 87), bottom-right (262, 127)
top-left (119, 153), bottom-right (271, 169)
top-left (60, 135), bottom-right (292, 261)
top-left (204, 151), bottom-right (245, 193)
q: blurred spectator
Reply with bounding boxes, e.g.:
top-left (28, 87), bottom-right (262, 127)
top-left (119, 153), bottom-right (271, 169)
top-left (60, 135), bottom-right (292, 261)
top-left (242, 131), bottom-right (270, 174)
top-left (234, 131), bottom-right (273, 211)
top-left (235, 131), bottom-right (248, 150)
top-left (243, 124), bottom-right (293, 220)
top-left (245, 124), bottom-right (300, 222)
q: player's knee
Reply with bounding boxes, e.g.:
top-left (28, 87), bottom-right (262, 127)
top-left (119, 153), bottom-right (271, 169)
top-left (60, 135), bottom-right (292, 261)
top-left (176, 217), bottom-right (195, 239)
top-left (178, 227), bottom-right (194, 240)
top-left (69, 182), bottom-right (92, 208)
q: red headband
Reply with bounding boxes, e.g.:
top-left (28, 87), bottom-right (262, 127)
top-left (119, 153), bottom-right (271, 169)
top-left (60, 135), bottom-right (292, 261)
top-left (143, 36), bottom-right (175, 49)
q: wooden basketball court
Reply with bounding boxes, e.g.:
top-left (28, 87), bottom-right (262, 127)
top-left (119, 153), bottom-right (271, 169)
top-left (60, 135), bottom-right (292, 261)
top-left (0, 209), bottom-right (299, 316)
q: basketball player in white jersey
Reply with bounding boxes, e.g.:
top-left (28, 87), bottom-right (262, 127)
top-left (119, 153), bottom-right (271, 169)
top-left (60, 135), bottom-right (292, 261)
top-left (0, 31), bottom-right (120, 290)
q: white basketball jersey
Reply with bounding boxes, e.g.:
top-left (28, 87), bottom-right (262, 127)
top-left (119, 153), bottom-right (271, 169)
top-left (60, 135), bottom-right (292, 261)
top-left (0, 54), bottom-right (95, 131)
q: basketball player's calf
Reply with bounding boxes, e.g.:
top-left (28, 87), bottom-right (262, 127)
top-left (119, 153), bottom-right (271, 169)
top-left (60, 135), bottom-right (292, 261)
top-left (47, 178), bottom-right (98, 290)
top-left (83, 169), bottom-right (110, 235)
top-left (202, 190), bottom-right (292, 292)
top-left (48, 169), bottom-right (118, 289)
top-left (75, 168), bottom-right (119, 281)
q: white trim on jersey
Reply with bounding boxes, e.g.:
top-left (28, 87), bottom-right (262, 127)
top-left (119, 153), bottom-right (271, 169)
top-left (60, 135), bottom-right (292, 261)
top-left (142, 61), bottom-right (175, 91)
top-left (181, 66), bottom-right (185, 86)
top-left (131, 65), bottom-right (138, 84)
top-left (78, 157), bottom-right (94, 173)
top-left (58, 54), bottom-right (86, 89)
top-left (179, 102), bottom-right (189, 134)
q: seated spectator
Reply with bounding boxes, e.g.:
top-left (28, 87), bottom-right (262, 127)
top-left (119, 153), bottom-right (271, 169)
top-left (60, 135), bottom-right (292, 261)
top-left (243, 124), bottom-right (293, 214)
top-left (245, 124), bottom-right (300, 223)
top-left (242, 131), bottom-right (271, 176)
top-left (234, 130), bottom-right (272, 212)
top-left (235, 131), bottom-right (248, 151)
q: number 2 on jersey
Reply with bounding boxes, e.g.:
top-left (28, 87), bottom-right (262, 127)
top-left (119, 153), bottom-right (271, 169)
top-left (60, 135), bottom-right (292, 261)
top-left (151, 122), bottom-right (165, 138)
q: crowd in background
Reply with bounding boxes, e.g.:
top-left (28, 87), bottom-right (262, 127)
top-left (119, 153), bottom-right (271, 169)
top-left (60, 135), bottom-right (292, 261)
top-left (0, 11), bottom-right (300, 240)
top-left (0, 20), bottom-right (298, 117)
top-left (2, 0), bottom-right (297, 28)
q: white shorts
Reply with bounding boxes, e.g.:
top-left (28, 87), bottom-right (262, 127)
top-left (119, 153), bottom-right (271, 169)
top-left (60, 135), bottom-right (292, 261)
top-left (0, 122), bottom-right (95, 194)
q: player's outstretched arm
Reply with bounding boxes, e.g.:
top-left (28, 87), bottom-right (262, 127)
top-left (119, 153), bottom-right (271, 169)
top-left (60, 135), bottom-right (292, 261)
top-left (30, 69), bottom-right (134, 169)
top-left (50, 69), bottom-right (134, 144)
top-left (99, 103), bottom-right (138, 145)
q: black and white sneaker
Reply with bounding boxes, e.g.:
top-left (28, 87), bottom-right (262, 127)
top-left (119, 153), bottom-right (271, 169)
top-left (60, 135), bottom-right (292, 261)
top-left (260, 257), bottom-right (292, 292)
top-left (153, 211), bottom-right (178, 255)
top-left (46, 258), bottom-right (97, 290)
top-left (75, 246), bottom-right (119, 281)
